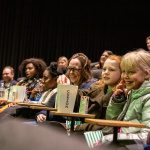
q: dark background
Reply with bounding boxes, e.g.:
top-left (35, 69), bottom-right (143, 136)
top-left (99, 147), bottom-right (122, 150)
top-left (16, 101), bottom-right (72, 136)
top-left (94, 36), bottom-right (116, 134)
top-left (0, 0), bottom-right (150, 78)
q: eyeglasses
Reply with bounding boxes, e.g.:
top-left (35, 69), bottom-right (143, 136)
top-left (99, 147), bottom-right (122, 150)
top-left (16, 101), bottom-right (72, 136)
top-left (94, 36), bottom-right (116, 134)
top-left (67, 67), bottom-right (82, 73)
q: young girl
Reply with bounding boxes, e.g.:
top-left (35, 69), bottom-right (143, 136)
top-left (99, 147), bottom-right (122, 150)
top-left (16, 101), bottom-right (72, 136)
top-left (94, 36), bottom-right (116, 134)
top-left (75, 54), bottom-right (122, 131)
top-left (103, 49), bottom-right (150, 144)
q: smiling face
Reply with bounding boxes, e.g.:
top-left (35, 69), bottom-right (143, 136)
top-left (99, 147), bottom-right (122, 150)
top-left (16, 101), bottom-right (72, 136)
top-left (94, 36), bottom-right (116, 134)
top-left (121, 67), bottom-right (148, 90)
top-left (25, 63), bottom-right (37, 79)
top-left (102, 58), bottom-right (121, 88)
top-left (66, 58), bottom-right (82, 85)
top-left (120, 50), bottom-right (150, 90)
top-left (2, 68), bottom-right (14, 83)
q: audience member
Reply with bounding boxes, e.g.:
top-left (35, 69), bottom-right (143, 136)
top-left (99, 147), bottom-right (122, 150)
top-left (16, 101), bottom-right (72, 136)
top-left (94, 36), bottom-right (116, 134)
top-left (146, 36), bottom-right (150, 51)
top-left (0, 66), bottom-right (17, 103)
top-left (75, 55), bottom-right (122, 131)
top-left (36, 62), bottom-right (64, 123)
top-left (91, 50), bottom-right (113, 79)
top-left (0, 66), bottom-right (17, 88)
top-left (17, 58), bottom-right (47, 99)
top-left (57, 56), bottom-right (68, 74)
top-left (57, 52), bottom-right (97, 89)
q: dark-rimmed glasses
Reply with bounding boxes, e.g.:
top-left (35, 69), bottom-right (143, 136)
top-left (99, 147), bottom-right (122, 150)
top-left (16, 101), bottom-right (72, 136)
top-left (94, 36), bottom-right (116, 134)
top-left (67, 67), bottom-right (82, 73)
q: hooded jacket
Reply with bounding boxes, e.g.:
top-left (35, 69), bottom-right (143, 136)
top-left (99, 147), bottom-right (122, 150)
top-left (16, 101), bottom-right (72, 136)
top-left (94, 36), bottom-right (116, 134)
top-left (104, 79), bottom-right (150, 143)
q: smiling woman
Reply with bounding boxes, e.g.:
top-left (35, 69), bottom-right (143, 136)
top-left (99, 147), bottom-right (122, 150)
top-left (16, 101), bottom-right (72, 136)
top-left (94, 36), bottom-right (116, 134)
top-left (58, 53), bottom-right (96, 89)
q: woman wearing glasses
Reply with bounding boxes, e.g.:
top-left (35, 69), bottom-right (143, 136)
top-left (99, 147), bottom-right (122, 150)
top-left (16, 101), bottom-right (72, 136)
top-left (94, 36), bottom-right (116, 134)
top-left (57, 53), bottom-right (97, 89)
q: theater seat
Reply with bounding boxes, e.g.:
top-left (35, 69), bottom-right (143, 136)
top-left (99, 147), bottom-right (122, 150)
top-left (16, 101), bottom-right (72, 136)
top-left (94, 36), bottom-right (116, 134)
top-left (144, 145), bottom-right (150, 150)
top-left (91, 69), bottom-right (102, 80)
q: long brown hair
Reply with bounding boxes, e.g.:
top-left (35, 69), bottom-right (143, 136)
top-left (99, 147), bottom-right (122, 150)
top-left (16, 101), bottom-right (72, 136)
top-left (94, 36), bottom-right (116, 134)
top-left (67, 53), bottom-right (91, 86)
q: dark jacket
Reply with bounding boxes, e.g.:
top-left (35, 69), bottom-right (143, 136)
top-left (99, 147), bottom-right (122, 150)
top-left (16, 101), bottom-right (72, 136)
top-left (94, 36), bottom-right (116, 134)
top-left (75, 81), bottom-right (113, 131)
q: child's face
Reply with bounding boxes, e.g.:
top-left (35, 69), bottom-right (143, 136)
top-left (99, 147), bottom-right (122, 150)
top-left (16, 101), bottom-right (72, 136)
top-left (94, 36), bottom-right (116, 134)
top-left (121, 67), bottom-right (148, 90)
top-left (102, 59), bottom-right (121, 88)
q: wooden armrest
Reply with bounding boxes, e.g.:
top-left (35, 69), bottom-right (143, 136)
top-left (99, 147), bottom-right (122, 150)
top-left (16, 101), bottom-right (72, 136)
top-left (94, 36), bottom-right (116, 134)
top-left (17, 102), bottom-right (45, 107)
top-left (30, 106), bottom-right (57, 111)
top-left (85, 118), bottom-right (147, 128)
top-left (50, 111), bottom-right (95, 118)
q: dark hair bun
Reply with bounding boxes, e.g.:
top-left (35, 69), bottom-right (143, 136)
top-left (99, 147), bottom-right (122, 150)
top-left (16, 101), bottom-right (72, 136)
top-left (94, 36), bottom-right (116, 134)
top-left (48, 62), bottom-right (64, 77)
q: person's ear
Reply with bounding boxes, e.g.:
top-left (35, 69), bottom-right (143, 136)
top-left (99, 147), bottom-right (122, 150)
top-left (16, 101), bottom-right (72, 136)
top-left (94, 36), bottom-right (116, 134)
top-left (144, 70), bottom-right (150, 80)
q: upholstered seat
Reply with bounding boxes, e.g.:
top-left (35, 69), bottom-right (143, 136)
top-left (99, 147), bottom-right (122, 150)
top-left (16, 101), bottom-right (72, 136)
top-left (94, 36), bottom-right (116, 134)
top-left (91, 69), bottom-right (102, 80)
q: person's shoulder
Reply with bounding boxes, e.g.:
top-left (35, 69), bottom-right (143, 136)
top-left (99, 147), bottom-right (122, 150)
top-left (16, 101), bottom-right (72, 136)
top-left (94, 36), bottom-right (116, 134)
top-left (17, 77), bottom-right (26, 82)
top-left (0, 80), bottom-right (4, 84)
top-left (91, 69), bottom-right (102, 80)
top-left (11, 80), bottom-right (18, 85)
top-left (88, 78), bottom-right (98, 84)
top-left (80, 78), bottom-right (98, 90)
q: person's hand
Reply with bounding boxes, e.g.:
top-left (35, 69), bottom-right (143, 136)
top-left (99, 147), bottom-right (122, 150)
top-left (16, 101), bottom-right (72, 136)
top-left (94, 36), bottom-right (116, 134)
top-left (57, 74), bottom-right (70, 85)
top-left (36, 114), bottom-right (47, 122)
top-left (31, 88), bottom-right (40, 97)
top-left (0, 99), bottom-right (7, 105)
top-left (31, 82), bottom-right (44, 97)
top-left (8, 102), bottom-right (16, 107)
top-left (112, 80), bottom-right (127, 103)
top-left (23, 98), bottom-right (31, 103)
top-left (113, 80), bottom-right (126, 96)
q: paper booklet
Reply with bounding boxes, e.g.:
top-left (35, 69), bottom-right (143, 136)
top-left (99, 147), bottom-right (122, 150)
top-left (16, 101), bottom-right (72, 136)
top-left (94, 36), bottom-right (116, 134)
top-left (56, 84), bottom-right (78, 113)
top-left (7, 85), bottom-right (27, 102)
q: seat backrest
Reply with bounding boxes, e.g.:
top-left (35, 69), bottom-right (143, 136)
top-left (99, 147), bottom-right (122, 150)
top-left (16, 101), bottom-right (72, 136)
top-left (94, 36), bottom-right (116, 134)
top-left (91, 69), bottom-right (102, 80)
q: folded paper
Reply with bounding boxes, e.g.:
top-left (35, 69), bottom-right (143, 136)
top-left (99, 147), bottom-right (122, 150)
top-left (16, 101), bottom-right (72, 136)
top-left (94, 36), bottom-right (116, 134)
top-left (7, 85), bottom-right (26, 102)
top-left (56, 84), bottom-right (78, 113)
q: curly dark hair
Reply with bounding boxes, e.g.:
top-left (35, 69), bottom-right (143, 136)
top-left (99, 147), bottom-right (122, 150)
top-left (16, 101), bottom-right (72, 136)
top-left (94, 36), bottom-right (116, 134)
top-left (67, 53), bottom-right (92, 85)
top-left (18, 58), bottom-right (47, 78)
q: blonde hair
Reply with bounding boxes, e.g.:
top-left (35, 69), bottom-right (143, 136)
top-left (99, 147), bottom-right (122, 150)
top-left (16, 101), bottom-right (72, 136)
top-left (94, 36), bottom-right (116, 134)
top-left (121, 48), bottom-right (150, 74)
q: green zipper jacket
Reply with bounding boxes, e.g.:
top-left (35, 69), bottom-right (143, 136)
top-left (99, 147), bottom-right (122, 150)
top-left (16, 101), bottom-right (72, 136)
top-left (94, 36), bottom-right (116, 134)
top-left (105, 79), bottom-right (150, 142)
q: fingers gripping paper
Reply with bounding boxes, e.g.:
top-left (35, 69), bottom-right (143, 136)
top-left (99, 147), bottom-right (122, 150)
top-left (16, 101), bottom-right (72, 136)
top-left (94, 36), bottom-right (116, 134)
top-left (56, 84), bottom-right (78, 113)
